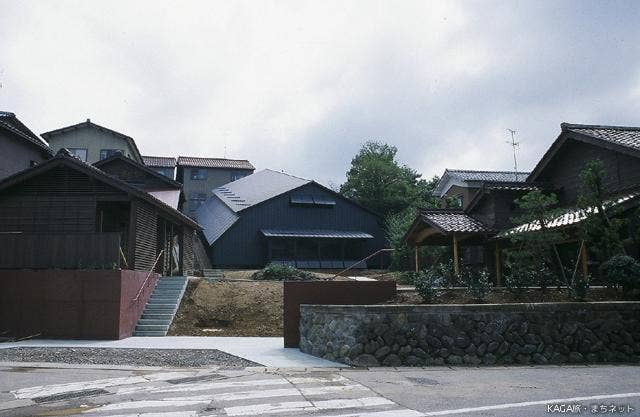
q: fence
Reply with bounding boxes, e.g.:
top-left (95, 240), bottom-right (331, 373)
top-left (0, 233), bottom-right (121, 269)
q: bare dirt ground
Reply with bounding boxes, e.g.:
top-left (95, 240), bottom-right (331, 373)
top-left (169, 280), bottom-right (284, 337)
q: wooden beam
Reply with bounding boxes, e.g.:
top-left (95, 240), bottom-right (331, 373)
top-left (580, 242), bottom-right (589, 278)
top-left (452, 233), bottom-right (460, 276)
top-left (415, 246), bottom-right (419, 272)
top-left (495, 241), bottom-right (502, 286)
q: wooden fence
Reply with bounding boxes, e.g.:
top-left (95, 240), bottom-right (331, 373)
top-left (0, 233), bottom-right (121, 269)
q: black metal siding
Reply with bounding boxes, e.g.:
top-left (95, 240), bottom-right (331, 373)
top-left (209, 183), bottom-right (387, 267)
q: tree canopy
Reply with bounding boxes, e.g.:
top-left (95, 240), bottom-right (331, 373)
top-left (340, 141), bottom-right (438, 217)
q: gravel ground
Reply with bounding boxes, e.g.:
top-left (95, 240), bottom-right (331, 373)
top-left (0, 347), bottom-right (260, 367)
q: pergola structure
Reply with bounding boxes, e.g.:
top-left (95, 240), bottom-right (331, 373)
top-left (403, 209), bottom-right (499, 281)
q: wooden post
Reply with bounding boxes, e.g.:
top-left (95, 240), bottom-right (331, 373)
top-left (415, 246), bottom-right (420, 272)
top-left (495, 241), bottom-right (502, 287)
top-left (580, 243), bottom-right (589, 278)
top-left (452, 234), bottom-right (460, 276)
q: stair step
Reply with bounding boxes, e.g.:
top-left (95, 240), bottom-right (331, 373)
top-left (135, 324), bottom-right (169, 331)
top-left (141, 313), bottom-right (173, 320)
top-left (133, 331), bottom-right (166, 337)
top-left (138, 318), bottom-right (171, 325)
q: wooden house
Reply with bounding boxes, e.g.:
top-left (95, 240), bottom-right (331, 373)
top-left (196, 169), bottom-right (387, 268)
top-left (0, 111), bottom-right (52, 180)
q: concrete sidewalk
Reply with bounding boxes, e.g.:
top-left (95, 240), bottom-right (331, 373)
top-left (0, 336), bottom-right (345, 368)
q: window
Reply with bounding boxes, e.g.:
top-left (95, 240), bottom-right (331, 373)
top-left (190, 168), bottom-right (207, 180)
top-left (68, 148), bottom-right (88, 162)
top-left (230, 171), bottom-right (247, 182)
top-left (290, 194), bottom-right (335, 207)
top-left (100, 149), bottom-right (123, 160)
top-left (188, 193), bottom-right (208, 212)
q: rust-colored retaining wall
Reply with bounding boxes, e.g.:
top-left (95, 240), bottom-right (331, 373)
top-left (283, 281), bottom-right (396, 348)
top-left (0, 269), bottom-right (158, 339)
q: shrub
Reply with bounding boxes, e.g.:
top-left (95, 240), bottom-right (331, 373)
top-left (599, 255), bottom-right (640, 292)
top-left (414, 270), bottom-right (439, 303)
top-left (464, 268), bottom-right (492, 302)
top-left (395, 271), bottom-right (419, 285)
top-left (252, 263), bottom-right (316, 281)
top-left (568, 274), bottom-right (590, 301)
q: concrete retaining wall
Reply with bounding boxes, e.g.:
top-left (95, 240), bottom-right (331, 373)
top-left (299, 302), bottom-right (640, 366)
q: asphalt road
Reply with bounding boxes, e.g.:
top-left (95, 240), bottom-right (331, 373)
top-left (0, 363), bottom-right (638, 417)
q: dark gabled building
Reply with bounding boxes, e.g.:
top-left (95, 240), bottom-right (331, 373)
top-left (0, 111), bottom-right (52, 180)
top-left (0, 149), bottom-right (199, 275)
top-left (42, 119), bottom-right (144, 164)
top-left (177, 156), bottom-right (255, 215)
top-left (142, 155), bottom-right (177, 179)
top-left (196, 169), bottom-right (387, 268)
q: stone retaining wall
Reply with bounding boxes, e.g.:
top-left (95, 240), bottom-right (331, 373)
top-left (299, 302), bottom-right (640, 366)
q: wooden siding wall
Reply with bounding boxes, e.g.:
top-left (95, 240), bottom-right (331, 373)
top-left (0, 165), bottom-right (124, 233)
top-left (210, 183), bottom-right (387, 267)
top-left (98, 159), bottom-right (174, 191)
top-left (134, 201), bottom-right (158, 271)
top-left (537, 139), bottom-right (640, 206)
top-left (0, 233), bottom-right (120, 269)
top-left (182, 227), bottom-right (195, 275)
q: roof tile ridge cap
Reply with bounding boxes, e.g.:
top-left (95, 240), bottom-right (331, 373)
top-left (263, 168), bottom-right (311, 182)
top-left (562, 122), bottom-right (640, 131)
top-left (0, 111), bottom-right (16, 117)
top-left (447, 168), bottom-right (531, 174)
top-left (178, 155), bottom-right (252, 162)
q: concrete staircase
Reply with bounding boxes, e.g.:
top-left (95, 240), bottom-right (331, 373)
top-left (202, 269), bottom-right (224, 281)
top-left (133, 276), bottom-right (188, 336)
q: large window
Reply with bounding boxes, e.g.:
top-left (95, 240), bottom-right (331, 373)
top-left (68, 148), bottom-right (88, 162)
top-left (190, 168), bottom-right (207, 180)
top-left (230, 171), bottom-right (247, 182)
top-left (100, 149), bottom-right (123, 160)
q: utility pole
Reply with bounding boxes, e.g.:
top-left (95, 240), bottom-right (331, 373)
top-left (506, 129), bottom-right (520, 181)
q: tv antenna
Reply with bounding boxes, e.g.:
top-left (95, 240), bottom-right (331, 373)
top-left (506, 128), bottom-right (520, 180)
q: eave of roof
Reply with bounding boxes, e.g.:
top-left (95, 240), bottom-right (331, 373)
top-left (177, 156), bottom-right (255, 170)
top-left (261, 229), bottom-right (374, 239)
top-left (41, 120), bottom-right (143, 162)
top-left (142, 155), bottom-right (176, 168)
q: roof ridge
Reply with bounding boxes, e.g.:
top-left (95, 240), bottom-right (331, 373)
top-left (0, 111), bottom-right (16, 117)
top-left (562, 122), bottom-right (640, 132)
top-left (263, 168), bottom-right (311, 182)
top-left (178, 155), bottom-right (251, 162)
top-left (446, 168), bottom-right (531, 174)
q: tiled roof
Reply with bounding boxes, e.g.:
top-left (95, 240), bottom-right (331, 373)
top-left (419, 209), bottom-right (489, 233)
top-left (562, 123), bottom-right (640, 152)
top-left (260, 229), bottom-right (373, 239)
top-left (483, 182), bottom-right (541, 191)
top-left (143, 155), bottom-right (176, 168)
top-left (501, 190), bottom-right (640, 236)
top-left (0, 111), bottom-right (52, 154)
top-left (445, 169), bottom-right (529, 183)
top-left (177, 156), bottom-right (254, 170)
top-left (212, 169), bottom-right (310, 213)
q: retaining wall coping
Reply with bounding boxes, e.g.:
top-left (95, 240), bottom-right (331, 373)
top-left (300, 301), bottom-right (640, 314)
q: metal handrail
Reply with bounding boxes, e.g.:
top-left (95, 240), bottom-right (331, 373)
top-left (332, 248), bottom-right (394, 279)
top-left (133, 250), bottom-right (164, 301)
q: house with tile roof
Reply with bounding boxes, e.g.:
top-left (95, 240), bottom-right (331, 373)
top-left (142, 155), bottom-right (177, 179)
top-left (0, 111), bottom-right (52, 180)
top-left (42, 119), bottom-right (144, 164)
top-left (404, 122), bottom-right (640, 280)
top-left (196, 169), bottom-right (387, 268)
top-left (176, 155), bottom-right (255, 215)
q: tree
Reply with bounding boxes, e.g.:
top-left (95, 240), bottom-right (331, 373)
top-left (578, 159), bottom-right (626, 264)
top-left (507, 190), bottom-right (569, 288)
top-left (340, 141), bottom-right (439, 217)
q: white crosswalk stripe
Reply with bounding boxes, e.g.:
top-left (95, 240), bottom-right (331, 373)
top-left (10, 369), bottom-right (424, 416)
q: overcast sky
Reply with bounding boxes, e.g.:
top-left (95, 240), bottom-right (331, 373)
top-left (1, 1), bottom-right (640, 186)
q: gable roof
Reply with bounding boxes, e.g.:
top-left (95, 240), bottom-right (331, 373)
top-left (177, 156), bottom-right (254, 170)
top-left (93, 153), bottom-right (182, 189)
top-left (0, 111), bottom-right (52, 155)
top-left (529, 122), bottom-right (640, 181)
top-left (41, 119), bottom-right (143, 162)
top-left (143, 155), bottom-right (176, 168)
top-left (0, 149), bottom-right (199, 229)
top-left (434, 169), bottom-right (529, 197)
top-left (212, 169), bottom-right (311, 212)
top-left (417, 209), bottom-right (490, 234)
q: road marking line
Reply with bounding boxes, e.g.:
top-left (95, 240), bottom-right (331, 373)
top-left (315, 410), bottom-right (424, 417)
top-left (95, 412), bottom-right (198, 417)
top-left (224, 397), bottom-right (395, 416)
top-left (420, 392), bottom-right (640, 416)
top-left (115, 377), bottom-right (290, 395)
top-left (84, 399), bottom-right (210, 413)
top-left (12, 372), bottom-right (192, 399)
top-left (162, 384), bottom-right (369, 402)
